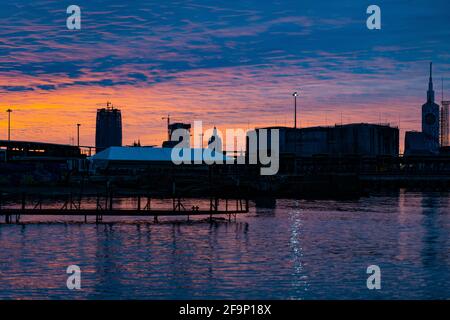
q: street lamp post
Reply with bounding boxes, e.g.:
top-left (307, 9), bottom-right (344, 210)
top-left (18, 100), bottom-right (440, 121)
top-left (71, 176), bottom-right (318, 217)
top-left (199, 133), bottom-right (204, 149)
top-left (293, 92), bottom-right (298, 129)
top-left (77, 123), bottom-right (81, 147)
top-left (6, 109), bottom-right (12, 141)
top-left (292, 92), bottom-right (300, 173)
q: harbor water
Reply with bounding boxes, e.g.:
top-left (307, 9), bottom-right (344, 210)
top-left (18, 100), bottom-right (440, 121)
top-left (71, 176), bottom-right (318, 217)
top-left (0, 190), bottom-right (449, 299)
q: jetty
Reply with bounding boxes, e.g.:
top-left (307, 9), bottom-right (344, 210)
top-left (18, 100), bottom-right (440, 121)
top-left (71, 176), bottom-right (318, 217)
top-left (0, 192), bottom-right (249, 224)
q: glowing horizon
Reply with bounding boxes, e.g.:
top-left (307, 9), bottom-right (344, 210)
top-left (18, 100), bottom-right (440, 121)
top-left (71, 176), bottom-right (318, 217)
top-left (1, 0), bottom-right (449, 153)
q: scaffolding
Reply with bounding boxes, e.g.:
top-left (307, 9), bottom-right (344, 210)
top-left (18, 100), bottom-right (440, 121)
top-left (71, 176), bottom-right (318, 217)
top-left (441, 101), bottom-right (450, 147)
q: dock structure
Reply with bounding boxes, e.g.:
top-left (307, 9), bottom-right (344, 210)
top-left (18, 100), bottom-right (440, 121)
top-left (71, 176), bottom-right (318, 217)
top-left (0, 192), bottom-right (249, 224)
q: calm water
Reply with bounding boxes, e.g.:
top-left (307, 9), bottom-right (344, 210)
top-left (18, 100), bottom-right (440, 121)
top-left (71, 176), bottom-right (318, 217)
top-left (0, 190), bottom-right (449, 299)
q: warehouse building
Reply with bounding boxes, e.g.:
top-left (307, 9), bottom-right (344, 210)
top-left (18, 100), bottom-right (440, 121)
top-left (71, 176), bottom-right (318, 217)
top-left (89, 146), bottom-right (231, 174)
top-left (248, 123), bottom-right (399, 158)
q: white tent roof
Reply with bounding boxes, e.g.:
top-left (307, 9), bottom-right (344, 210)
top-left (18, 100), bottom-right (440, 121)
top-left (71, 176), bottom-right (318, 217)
top-left (89, 147), bottom-right (232, 163)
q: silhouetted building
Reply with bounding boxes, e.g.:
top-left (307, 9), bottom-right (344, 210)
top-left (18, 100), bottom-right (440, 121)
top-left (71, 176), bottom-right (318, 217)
top-left (248, 123), bottom-right (399, 158)
top-left (440, 146), bottom-right (450, 155)
top-left (422, 63), bottom-right (440, 151)
top-left (405, 63), bottom-right (441, 155)
top-left (404, 131), bottom-right (432, 156)
top-left (162, 122), bottom-right (191, 148)
top-left (0, 140), bottom-right (87, 183)
top-left (0, 140), bottom-right (83, 162)
top-left (95, 106), bottom-right (122, 152)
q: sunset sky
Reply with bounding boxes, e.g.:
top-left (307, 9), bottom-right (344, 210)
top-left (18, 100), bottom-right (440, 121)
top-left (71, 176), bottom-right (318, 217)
top-left (0, 0), bottom-right (449, 150)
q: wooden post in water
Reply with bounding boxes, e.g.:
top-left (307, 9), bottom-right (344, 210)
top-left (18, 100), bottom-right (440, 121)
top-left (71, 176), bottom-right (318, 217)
top-left (96, 193), bottom-right (100, 210)
top-left (21, 193), bottom-right (26, 210)
top-left (0, 192), bottom-right (2, 220)
top-left (144, 194), bottom-right (151, 211)
top-left (109, 191), bottom-right (113, 211)
top-left (3, 191), bottom-right (10, 223)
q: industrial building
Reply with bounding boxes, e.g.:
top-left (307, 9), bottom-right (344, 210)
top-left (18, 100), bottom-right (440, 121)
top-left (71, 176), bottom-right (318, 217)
top-left (248, 123), bottom-right (399, 159)
top-left (95, 103), bottom-right (122, 152)
top-left (0, 140), bottom-right (83, 162)
top-left (0, 140), bottom-right (86, 185)
top-left (162, 122), bottom-right (191, 148)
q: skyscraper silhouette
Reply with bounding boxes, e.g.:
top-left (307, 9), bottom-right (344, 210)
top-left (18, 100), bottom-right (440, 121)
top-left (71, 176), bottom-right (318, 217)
top-left (422, 62), bottom-right (440, 152)
top-left (95, 105), bottom-right (122, 152)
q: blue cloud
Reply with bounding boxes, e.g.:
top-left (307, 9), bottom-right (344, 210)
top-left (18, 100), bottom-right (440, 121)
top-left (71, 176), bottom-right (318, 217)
top-left (0, 0), bottom-right (449, 93)
top-left (0, 85), bottom-right (34, 92)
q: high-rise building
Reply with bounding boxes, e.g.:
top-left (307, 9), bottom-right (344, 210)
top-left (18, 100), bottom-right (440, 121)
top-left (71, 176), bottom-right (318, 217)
top-left (421, 62), bottom-right (440, 152)
top-left (405, 62), bottom-right (442, 155)
top-left (95, 104), bottom-right (122, 152)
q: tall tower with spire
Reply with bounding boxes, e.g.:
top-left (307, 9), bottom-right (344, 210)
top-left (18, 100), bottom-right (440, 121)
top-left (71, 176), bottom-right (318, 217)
top-left (422, 62), bottom-right (440, 153)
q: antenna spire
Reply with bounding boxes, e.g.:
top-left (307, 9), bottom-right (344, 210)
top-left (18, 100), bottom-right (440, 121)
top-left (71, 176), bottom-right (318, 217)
top-left (427, 62), bottom-right (435, 102)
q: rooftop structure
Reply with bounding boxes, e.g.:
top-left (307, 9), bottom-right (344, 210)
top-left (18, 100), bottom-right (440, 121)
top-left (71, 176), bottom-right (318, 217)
top-left (89, 146), bottom-right (231, 171)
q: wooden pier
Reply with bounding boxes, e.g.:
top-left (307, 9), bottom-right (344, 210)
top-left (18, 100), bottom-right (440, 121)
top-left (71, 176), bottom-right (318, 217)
top-left (0, 192), bottom-right (249, 224)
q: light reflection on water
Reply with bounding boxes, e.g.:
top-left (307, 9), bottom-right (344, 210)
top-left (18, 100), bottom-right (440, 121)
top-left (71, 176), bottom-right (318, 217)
top-left (0, 191), bottom-right (449, 299)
